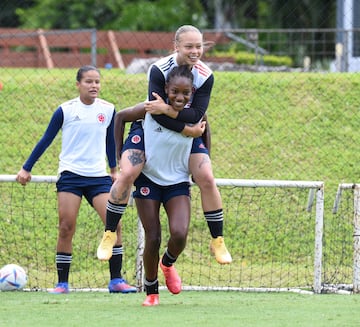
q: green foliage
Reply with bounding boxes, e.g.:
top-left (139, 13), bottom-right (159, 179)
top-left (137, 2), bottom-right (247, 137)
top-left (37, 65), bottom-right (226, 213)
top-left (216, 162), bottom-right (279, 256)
top-left (8, 0), bottom-right (337, 31)
top-left (216, 51), bottom-right (293, 66)
top-left (16, 0), bottom-right (126, 29)
top-left (211, 42), bottom-right (294, 66)
top-left (15, 0), bottom-right (205, 31)
top-left (113, 0), bottom-right (205, 31)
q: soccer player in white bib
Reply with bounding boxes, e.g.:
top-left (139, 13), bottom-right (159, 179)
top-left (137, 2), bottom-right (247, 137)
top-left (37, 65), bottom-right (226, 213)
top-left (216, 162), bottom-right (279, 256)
top-left (97, 25), bottom-right (232, 267)
top-left (16, 66), bottom-right (136, 294)
top-left (113, 65), bottom-right (205, 306)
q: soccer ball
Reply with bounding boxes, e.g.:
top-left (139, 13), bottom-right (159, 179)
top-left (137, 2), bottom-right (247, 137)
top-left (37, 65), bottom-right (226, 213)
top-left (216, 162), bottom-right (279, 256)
top-left (0, 264), bottom-right (28, 291)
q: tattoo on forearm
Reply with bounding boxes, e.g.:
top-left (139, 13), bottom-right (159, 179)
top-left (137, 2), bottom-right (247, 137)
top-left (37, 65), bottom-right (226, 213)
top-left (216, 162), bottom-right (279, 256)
top-left (128, 150), bottom-right (145, 167)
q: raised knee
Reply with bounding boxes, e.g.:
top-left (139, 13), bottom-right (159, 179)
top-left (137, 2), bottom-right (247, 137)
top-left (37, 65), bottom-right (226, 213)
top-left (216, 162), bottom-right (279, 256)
top-left (172, 231), bottom-right (187, 247)
top-left (117, 171), bottom-right (137, 185)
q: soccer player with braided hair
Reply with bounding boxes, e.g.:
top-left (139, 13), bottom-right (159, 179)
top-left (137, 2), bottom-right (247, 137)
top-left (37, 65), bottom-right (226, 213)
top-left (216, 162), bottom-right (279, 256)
top-left (113, 65), bottom-right (206, 306)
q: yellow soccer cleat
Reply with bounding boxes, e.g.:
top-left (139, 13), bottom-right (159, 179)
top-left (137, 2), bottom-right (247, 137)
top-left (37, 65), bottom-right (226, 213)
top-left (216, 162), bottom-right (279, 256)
top-left (210, 236), bottom-right (232, 264)
top-left (97, 230), bottom-right (117, 261)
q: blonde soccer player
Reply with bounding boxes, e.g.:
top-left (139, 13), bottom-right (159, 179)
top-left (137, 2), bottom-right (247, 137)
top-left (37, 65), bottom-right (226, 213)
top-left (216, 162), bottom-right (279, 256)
top-left (97, 25), bottom-right (232, 266)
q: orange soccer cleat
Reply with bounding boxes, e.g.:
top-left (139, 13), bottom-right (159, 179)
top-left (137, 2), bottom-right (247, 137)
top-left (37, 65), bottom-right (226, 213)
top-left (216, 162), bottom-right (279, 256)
top-left (142, 294), bottom-right (160, 306)
top-left (160, 261), bottom-right (181, 294)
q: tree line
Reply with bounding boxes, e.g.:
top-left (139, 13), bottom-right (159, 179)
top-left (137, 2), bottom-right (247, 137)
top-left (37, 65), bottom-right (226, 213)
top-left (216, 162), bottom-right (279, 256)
top-left (0, 0), bottom-right (336, 31)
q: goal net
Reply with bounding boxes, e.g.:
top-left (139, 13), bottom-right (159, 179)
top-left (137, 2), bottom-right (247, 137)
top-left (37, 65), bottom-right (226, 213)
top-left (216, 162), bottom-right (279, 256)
top-left (323, 183), bottom-right (360, 294)
top-left (0, 175), bottom-right (324, 293)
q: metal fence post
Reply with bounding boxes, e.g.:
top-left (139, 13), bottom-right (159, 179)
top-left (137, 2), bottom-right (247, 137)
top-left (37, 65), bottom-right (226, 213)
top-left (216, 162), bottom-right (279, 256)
top-left (91, 29), bottom-right (97, 67)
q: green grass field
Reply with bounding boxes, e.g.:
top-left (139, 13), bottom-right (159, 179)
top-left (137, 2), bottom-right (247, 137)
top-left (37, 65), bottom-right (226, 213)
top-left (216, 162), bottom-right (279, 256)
top-left (1, 290), bottom-right (360, 327)
top-left (1, 68), bottom-right (360, 325)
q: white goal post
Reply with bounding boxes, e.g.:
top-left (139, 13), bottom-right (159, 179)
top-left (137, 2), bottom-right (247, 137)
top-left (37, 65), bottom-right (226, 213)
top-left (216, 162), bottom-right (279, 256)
top-left (212, 178), bottom-right (324, 294)
top-left (332, 183), bottom-right (360, 293)
top-left (0, 175), bottom-right (325, 293)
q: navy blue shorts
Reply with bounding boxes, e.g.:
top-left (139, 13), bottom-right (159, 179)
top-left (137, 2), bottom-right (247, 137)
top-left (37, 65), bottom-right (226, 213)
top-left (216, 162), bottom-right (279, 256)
top-left (121, 121), bottom-right (145, 155)
top-left (191, 136), bottom-right (209, 155)
top-left (133, 173), bottom-right (190, 204)
top-left (122, 121), bottom-right (208, 155)
top-left (56, 171), bottom-right (112, 206)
